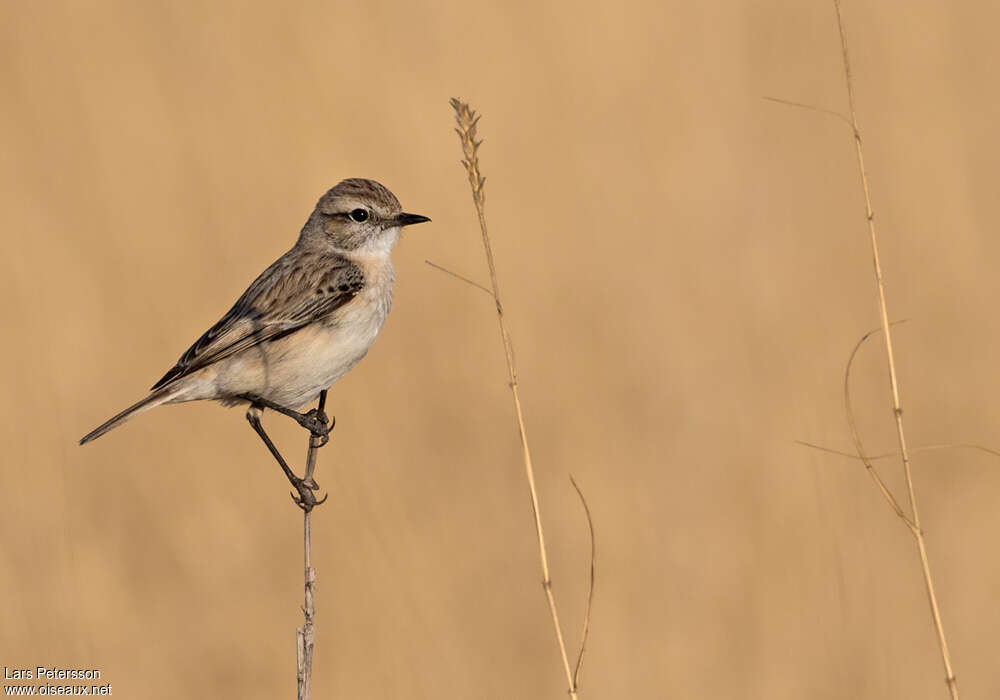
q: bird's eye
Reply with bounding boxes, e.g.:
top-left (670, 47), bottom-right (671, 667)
top-left (348, 208), bottom-right (369, 222)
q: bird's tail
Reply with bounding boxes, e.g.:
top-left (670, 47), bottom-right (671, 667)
top-left (79, 386), bottom-right (184, 445)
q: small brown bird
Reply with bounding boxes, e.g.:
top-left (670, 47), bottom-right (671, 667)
top-left (80, 178), bottom-right (429, 505)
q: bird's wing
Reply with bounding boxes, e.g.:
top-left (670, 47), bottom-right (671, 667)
top-left (151, 252), bottom-right (365, 390)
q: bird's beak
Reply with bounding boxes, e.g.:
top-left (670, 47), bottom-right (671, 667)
top-left (395, 212), bottom-right (431, 227)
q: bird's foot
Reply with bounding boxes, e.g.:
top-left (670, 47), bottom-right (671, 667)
top-left (289, 474), bottom-right (328, 512)
top-left (239, 393), bottom-right (335, 445)
top-left (297, 409), bottom-right (334, 447)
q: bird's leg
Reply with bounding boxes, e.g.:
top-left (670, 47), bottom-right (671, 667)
top-left (238, 394), bottom-right (333, 446)
top-left (245, 407), bottom-right (328, 512)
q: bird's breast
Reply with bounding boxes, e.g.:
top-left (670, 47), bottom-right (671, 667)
top-left (206, 257), bottom-right (396, 408)
top-left (280, 257), bottom-right (395, 398)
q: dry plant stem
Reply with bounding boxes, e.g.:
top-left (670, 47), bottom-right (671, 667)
top-left (297, 390), bottom-right (327, 700)
top-left (844, 328), bottom-right (913, 526)
top-left (424, 259), bottom-right (494, 296)
top-left (569, 475), bottom-right (596, 691)
top-left (796, 441), bottom-right (1000, 462)
top-left (761, 95), bottom-right (853, 129)
top-left (833, 2), bottom-right (959, 696)
top-left (450, 97), bottom-right (579, 699)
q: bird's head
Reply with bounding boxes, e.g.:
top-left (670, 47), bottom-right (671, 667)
top-left (302, 178), bottom-right (430, 254)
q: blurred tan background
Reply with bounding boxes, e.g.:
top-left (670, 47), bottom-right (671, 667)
top-left (2, 1), bottom-right (999, 698)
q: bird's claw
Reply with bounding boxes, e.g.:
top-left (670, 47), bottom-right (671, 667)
top-left (297, 409), bottom-right (334, 444)
top-left (289, 477), bottom-right (329, 512)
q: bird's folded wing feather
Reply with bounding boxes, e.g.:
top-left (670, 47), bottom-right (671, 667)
top-left (151, 253), bottom-right (364, 390)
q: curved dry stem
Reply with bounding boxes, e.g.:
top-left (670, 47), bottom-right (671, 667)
top-left (843, 326), bottom-right (914, 528)
top-left (569, 475), bottom-right (596, 691)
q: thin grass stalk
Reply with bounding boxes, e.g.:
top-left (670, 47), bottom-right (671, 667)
top-left (833, 2), bottom-right (959, 696)
top-left (844, 328), bottom-right (913, 526)
top-left (796, 440), bottom-right (1000, 462)
top-left (449, 97), bottom-right (580, 698)
top-left (296, 390), bottom-right (326, 700)
top-left (569, 475), bottom-right (595, 691)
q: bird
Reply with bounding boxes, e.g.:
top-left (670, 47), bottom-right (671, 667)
top-left (80, 178), bottom-right (430, 508)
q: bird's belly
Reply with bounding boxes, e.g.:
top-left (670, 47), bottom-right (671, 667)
top-left (212, 307), bottom-right (385, 408)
